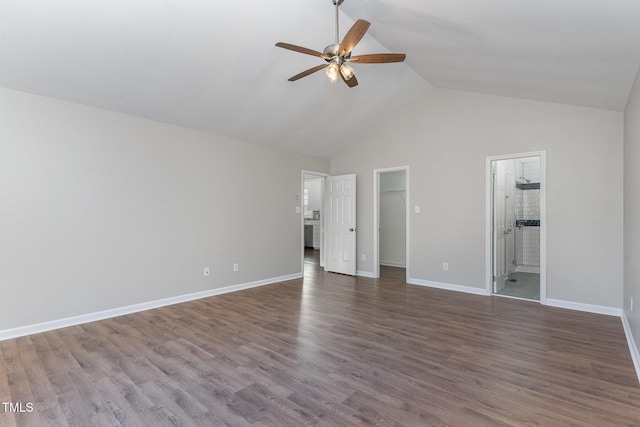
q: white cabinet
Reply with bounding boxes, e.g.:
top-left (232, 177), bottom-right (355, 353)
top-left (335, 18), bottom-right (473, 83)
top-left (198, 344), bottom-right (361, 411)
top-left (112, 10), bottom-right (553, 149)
top-left (313, 224), bottom-right (320, 249)
top-left (305, 219), bottom-right (321, 250)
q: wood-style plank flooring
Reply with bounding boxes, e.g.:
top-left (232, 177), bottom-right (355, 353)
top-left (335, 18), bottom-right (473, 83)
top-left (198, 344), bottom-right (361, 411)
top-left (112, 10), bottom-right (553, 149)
top-left (1, 249), bottom-right (639, 426)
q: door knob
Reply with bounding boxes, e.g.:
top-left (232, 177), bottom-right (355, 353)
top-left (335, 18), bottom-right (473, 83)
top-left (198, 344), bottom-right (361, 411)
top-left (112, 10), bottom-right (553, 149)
top-left (350, 228), bottom-right (355, 232)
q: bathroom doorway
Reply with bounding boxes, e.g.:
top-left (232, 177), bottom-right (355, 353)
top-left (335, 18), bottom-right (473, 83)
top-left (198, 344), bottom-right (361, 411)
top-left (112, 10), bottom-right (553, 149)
top-left (487, 152), bottom-right (546, 302)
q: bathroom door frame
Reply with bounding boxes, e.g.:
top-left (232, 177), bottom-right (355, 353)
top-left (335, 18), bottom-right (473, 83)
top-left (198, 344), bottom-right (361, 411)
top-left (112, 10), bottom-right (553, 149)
top-left (485, 151), bottom-right (547, 303)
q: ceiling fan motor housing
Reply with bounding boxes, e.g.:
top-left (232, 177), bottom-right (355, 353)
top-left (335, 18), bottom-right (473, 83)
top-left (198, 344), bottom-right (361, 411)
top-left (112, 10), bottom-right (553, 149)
top-left (323, 43), bottom-right (350, 63)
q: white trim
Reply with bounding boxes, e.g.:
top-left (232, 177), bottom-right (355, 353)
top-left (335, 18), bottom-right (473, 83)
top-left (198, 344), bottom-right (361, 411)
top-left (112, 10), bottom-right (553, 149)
top-left (621, 311), bottom-right (640, 384)
top-left (407, 278), bottom-right (489, 296)
top-left (545, 299), bottom-right (622, 317)
top-left (485, 159), bottom-right (493, 294)
top-left (373, 166), bottom-right (410, 281)
top-left (357, 270), bottom-right (377, 278)
top-left (0, 273), bottom-right (302, 342)
top-left (486, 151), bottom-right (547, 303)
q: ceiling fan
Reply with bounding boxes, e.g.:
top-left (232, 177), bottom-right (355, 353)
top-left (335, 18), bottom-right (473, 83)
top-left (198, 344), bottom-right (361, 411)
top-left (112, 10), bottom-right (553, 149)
top-left (275, 0), bottom-right (406, 88)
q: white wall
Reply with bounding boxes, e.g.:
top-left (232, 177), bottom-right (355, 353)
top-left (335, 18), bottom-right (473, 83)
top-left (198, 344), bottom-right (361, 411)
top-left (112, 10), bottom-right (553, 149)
top-left (624, 66), bottom-right (640, 347)
top-left (331, 88), bottom-right (623, 309)
top-left (379, 170), bottom-right (406, 267)
top-left (304, 178), bottom-right (322, 217)
top-left (0, 87), bottom-right (329, 332)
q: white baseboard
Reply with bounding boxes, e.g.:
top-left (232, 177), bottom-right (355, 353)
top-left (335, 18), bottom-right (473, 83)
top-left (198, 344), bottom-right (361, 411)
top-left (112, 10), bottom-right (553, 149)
top-left (545, 299), bottom-right (622, 317)
top-left (0, 273), bottom-right (302, 342)
top-left (621, 311), bottom-right (640, 384)
top-left (407, 278), bottom-right (489, 296)
top-left (380, 261), bottom-right (406, 268)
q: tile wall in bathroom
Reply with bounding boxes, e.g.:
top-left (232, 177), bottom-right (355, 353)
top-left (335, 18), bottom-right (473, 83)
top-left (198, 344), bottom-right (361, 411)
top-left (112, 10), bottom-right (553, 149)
top-left (515, 158), bottom-right (540, 272)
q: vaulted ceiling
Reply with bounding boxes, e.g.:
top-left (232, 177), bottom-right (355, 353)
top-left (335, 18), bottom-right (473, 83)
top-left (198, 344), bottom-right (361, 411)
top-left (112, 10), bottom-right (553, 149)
top-left (2, 0), bottom-right (640, 158)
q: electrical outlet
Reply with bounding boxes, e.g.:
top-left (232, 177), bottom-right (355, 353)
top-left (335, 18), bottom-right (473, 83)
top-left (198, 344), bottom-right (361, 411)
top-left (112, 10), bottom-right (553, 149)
top-left (443, 262), bottom-right (448, 271)
top-left (361, 254), bottom-right (366, 261)
top-left (233, 263), bottom-right (239, 272)
top-left (204, 267), bottom-right (210, 277)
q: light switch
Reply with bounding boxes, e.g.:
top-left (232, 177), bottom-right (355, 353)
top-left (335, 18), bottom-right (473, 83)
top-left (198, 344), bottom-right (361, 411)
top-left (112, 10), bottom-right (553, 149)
top-left (414, 205), bottom-right (420, 213)
top-left (295, 206), bottom-right (301, 214)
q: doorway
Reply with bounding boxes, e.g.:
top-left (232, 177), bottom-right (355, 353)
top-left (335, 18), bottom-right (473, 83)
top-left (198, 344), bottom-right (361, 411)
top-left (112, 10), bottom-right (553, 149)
top-left (374, 167), bottom-right (409, 280)
top-left (486, 152), bottom-right (546, 302)
top-left (301, 171), bottom-right (329, 273)
top-left (301, 171), bottom-right (358, 277)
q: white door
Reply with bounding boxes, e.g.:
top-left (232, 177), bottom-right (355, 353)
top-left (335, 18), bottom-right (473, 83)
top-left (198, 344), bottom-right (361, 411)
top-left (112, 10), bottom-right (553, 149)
top-left (493, 162), bottom-right (508, 293)
top-left (325, 174), bottom-right (357, 275)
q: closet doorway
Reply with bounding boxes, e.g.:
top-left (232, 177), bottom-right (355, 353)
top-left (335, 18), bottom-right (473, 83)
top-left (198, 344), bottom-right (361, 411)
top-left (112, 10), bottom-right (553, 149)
top-left (374, 167), bottom-right (409, 280)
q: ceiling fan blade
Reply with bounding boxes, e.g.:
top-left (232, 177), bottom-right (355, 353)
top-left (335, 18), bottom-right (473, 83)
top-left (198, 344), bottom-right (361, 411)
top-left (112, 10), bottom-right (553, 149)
top-left (350, 53), bottom-right (406, 64)
top-left (275, 42), bottom-right (329, 59)
top-left (341, 71), bottom-right (358, 88)
top-left (339, 19), bottom-right (370, 57)
top-left (288, 64), bottom-right (328, 81)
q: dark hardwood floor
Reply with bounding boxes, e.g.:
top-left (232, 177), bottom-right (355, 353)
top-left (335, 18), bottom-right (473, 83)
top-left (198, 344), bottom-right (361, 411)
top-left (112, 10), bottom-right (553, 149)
top-left (2, 249), bottom-right (639, 426)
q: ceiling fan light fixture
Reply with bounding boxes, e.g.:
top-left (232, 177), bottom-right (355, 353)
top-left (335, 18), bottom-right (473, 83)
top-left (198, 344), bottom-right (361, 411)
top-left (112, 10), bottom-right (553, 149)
top-left (340, 64), bottom-right (354, 80)
top-left (275, 0), bottom-right (406, 88)
top-left (326, 62), bottom-right (340, 83)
